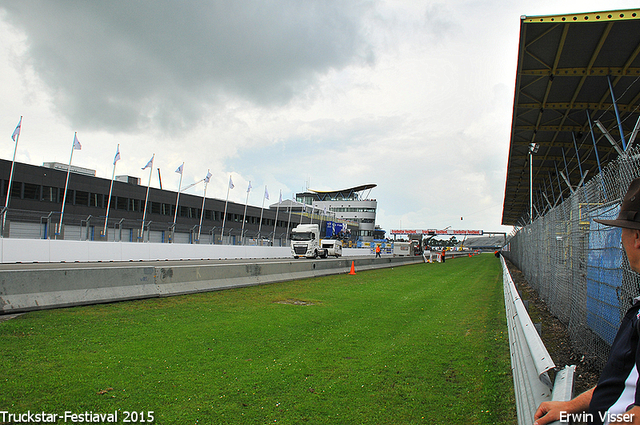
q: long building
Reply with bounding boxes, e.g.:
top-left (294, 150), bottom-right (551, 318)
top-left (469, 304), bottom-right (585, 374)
top-left (0, 159), bottom-right (358, 245)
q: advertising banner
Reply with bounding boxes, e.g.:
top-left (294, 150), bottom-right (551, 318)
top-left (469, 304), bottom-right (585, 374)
top-left (389, 229), bottom-right (483, 236)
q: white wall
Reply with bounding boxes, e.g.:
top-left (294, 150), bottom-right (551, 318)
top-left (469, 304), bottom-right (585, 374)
top-left (0, 238), bottom-right (372, 263)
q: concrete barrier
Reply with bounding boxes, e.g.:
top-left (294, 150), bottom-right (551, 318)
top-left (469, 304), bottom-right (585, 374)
top-left (0, 238), bottom-right (379, 263)
top-left (0, 238), bottom-right (295, 263)
top-left (0, 255), bottom-right (424, 314)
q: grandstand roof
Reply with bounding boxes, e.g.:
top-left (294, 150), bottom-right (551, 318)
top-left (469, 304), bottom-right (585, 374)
top-left (309, 184), bottom-right (377, 195)
top-left (502, 9), bottom-right (640, 225)
top-left (302, 184), bottom-right (377, 201)
top-left (459, 236), bottom-right (506, 249)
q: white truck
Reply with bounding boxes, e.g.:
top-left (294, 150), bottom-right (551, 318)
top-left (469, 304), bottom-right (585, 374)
top-left (321, 239), bottom-right (343, 257)
top-left (290, 224), bottom-right (342, 258)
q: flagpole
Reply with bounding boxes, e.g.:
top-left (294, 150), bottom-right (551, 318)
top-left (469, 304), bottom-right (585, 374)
top-left (272, 190), bottom-right (281, 246)
top-left (58, 133), bottom-right (78, 235)
top-left (221, 176), bottom-right (232, 244)
top-left (103, 144), bottom-right (119, 237)
top-left (241, 181), bottom-right (251, 245)
top-left (140, 154), bottom-right (155, 241)
top-left (299, 202), bottom-right (304, 225)
top-left (3, 116), bottom-right (22, 236)
top-left (286, 194), bottom-right (293, 245)
top-left (172, 162), bottom-right (184, 242)
top-left (197, 169), bottom-right (210, 243)
top-left (258, 185), bottom-right (267, 240)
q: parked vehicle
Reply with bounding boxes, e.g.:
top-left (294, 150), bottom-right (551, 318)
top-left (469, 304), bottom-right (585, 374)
top-left (291, 224), bottom-right (339, 258)
top-left (321, 239), bottom-right (343, 257)
top-left (392, 241), bottom-right (413, 256)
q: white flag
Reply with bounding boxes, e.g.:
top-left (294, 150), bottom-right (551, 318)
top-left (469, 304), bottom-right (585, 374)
top-left (247, 181), bottom-right (252, 193)
top-left (279, 190), bottom-right (282, 203)
top-left (113, 145), bottom-right (121, 164)
top-left (204, 171), bottom-right (212, 183)
top-left (73, 134), bottom-right (81, 150)
top-left (264, 186), bottom-right (269, 200)
top-left (228, 176), bottom-right (235, 189)
top-left (175, 164), bottom-right (183, 174)
top-left (11, 117), bottom-right (21, 142)
top-left (142, 157), bottom-right (154, 170)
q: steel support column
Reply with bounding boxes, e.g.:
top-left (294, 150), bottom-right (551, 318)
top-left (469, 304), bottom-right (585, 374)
top-left (607, 74), bottom-right (627, 150)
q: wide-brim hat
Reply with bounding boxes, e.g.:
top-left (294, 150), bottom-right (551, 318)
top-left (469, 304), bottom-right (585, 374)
top-left (594, 177), bottom-right (640, 230)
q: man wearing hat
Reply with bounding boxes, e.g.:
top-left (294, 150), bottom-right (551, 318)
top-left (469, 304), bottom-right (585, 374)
top-left (534, 178), bottom-right (640, 425)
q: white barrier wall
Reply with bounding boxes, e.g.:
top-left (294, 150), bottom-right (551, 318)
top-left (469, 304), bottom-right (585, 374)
top-left (0, 238), bottom-right (373, 263)
top-left (0, 253), bottom-right (422, 313)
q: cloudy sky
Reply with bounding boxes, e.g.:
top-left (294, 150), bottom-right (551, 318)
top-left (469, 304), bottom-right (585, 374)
top-left (0, 1), bottom-right (638, 236)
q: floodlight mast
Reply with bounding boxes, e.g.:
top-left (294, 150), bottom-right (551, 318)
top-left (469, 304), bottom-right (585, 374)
top-left (529, 143), bottom-right (539, 224)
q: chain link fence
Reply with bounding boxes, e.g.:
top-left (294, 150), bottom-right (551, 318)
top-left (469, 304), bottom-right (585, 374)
top-left (503, 146), bottom-right (640, 371)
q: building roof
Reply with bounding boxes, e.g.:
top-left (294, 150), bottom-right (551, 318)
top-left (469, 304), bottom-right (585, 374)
top-left (299, 184), bottom-right (377, 201)
top-left (458, 236), bottom-right (506, 249)
top-left (502, 9), bottom-right (640, 225)
top-left (309, 184), bottom-right (377, 195)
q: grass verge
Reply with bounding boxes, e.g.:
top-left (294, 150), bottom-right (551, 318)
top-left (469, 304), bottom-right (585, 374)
top-left (0, 254), bottom-right (514, 424)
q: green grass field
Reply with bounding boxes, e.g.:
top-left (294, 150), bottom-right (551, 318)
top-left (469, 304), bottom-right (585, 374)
top-left (0, 254), bottom-right (515, 424)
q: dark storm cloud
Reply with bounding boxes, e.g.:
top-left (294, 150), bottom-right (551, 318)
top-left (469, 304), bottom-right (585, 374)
top-left (1, 0), bottom-right (374, 132)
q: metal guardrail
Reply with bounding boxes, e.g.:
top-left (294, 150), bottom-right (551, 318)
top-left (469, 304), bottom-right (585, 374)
top-left (501, 256), bottom-right (575, 425)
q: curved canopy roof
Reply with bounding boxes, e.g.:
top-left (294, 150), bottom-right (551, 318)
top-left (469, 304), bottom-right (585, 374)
top-left (502, 9), bottom-right (640, 225)
top-left (298, 184), bottom-right (377, 202)
top-left (309, 184), bottom-right (377, 195)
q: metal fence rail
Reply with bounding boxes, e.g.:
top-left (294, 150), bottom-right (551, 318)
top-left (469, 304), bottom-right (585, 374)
top-left (503, 147), bottom-right (640, 370)
top-left (502, 256), bottom-right (575, 425)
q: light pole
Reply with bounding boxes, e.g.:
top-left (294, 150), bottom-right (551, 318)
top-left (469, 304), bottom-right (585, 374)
top-left (529, 142), bottom-right (539, 224)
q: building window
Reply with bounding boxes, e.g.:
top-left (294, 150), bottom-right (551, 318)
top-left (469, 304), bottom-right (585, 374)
top-left (332, 207), bottom-right (376, 213)
top-left (179, 206), bottom-right (197, 218)
top-left (75, 190), bottom-right (89, 206)
top-left (43, 186), bottom-right (60, 202)
top-left (65, 189), bottom-right (74, 203)
top-left (116, 196), bottom-right (128, 210)
top-left (129, 198), bottom-right (141, 212)
top-left (10, 182), bottom-right (22, 199)
top-left (23, 183), bottom-right (40, 200)
top-left (90, 193), bottom-right (104, 208)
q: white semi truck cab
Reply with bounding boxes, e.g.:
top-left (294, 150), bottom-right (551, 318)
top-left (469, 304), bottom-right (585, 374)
top-left (290, 224), bottom-right (342, 259)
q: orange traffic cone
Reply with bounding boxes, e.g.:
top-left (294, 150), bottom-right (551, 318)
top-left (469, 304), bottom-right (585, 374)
top-left (349, 261), bottom-right (356, 275)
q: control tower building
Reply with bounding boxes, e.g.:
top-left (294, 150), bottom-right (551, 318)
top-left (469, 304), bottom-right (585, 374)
top-left (295, 184), bottom-right (377, 245)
